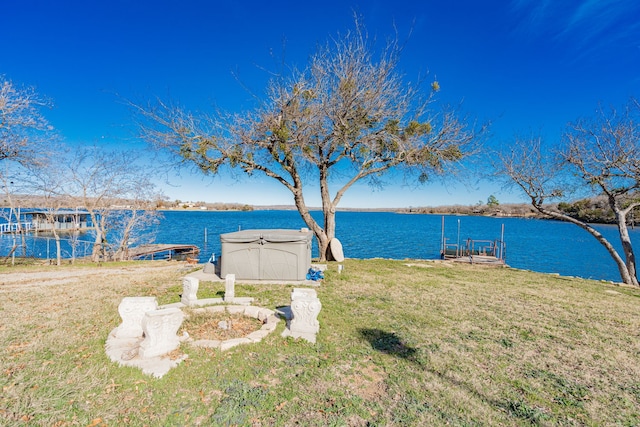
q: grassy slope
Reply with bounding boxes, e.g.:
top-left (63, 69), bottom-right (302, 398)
top-left (1, 260), bottom-right (639, 426)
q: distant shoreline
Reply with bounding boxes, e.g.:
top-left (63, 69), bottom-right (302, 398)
top-left (158, 204), bottom-right (547, 220)
top-left (0, 197), bottom-right (547, 219)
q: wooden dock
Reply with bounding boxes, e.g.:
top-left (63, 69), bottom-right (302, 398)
top-left (127, 244), bottom-right (200, 261)
top-left (449, 254), bottom-right (508, 267)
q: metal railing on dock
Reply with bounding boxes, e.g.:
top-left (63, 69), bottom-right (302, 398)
top-left (439, 216), bottom-right (507, 265)
top-left (0, 222), bottom-right (33, 234)
top-left (441, 237), bottom-right (506, 264)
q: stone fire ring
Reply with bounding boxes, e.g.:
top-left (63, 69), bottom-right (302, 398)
top-left (182, 305), bottom-right (280, 351)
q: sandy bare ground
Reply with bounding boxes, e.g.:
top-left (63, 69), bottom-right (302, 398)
top-left (0, 262), bottom-right (190, 292)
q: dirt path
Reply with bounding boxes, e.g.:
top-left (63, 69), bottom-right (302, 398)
top-left (0, 262), bottom-right (189, 291)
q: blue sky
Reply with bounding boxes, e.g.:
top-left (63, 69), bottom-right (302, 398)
top-left (2, 0), bottom-right (639, 208)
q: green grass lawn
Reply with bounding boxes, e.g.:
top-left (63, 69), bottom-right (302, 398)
top-left (1, 259), bottom-right (639, 426)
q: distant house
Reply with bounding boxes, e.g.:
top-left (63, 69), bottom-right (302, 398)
top-left (23, 209), bottom-right (94, 232)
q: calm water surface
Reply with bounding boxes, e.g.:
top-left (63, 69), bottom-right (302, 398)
top-left (2, 209), bottom-right (639, 282)
top-left (152, 210), bottom-right (640, 282)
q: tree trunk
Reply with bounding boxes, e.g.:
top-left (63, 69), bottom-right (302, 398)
top-left (10, 231), bottom-right (17, 266)
top-left (290, 186), bottom-right (328, 261)
top-left (90, 211), bottom-right (105, 262)
top-left (92, 231), bottom-right (103, 262)
top-left (118, 229), bottom-right (130, 261)
top-left (317, 231), bottom-right (330, 262)
top-left (54, 232), bottom-right (61, 266)
top-left (615, 210), bottom-right (639, 286)
top-left (322, 205), bottom-right (336, 260)
top-left (20, 228), bottom-right (27, 257)
top-left (70, 231), bottom-right (79, 264)
top-left (317, 164), bottom-right (336, 261)
top-left (537, 205), bottom-right (636, 285)
top-left (7, 244), bottom-right (17, 266)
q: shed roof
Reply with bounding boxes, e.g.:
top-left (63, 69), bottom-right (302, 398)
top-left (23, 209), bottom-right (92, 216)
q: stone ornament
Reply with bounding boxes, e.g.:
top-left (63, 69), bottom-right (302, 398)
top-left (224, 274), bottom-right (236, 301)
top-left (283, 288), bottom-right (322, 343)
top-left (181, 277), bottom-right (199, 306)
top-left (106, 272), bottom-right (266, 378)
top-left (107, 299), bottom-right (186, 378)
top-left (138, 307), bottom-right (184, 359)
top-left (115, 296), bottom-right (158, 338)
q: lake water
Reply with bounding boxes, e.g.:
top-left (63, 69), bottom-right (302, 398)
top-left (2, 209), bottom-right (639, 283)
top-left (150, 210), bottom-right (639, 282)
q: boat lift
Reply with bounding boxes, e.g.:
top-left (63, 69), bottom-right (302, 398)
top-left (439, 216), bottom-right (507, 265)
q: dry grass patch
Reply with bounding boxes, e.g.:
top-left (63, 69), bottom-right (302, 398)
top-left (1, 259), bottom-right (640, 426)
top-left (181, 309), bottom-right (264, 341)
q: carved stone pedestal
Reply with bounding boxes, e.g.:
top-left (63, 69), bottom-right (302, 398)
top-left (224, 274), bottom-right (235, 302)
top-left (181, 277), bottom-right (199, 306)
top-left (139, 307), bottom-right (184, 359)
top-left (283, 288), bottom-right (322, 343)
top-left (115, 297), bottom-right (158, 339)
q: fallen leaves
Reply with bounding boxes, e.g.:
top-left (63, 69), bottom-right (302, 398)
top-left (166, 348), bottom-right (185, 361)
top-left (7, 341), bottom-right (31, 357)
top-left (3, 363), bottom-right (26, 377)
top-left (105, 379), bottom-right (121, 394)
top-left (181, 312), bottom-right (263, 341)
top-left (87, 418), bottom-right (105, 427)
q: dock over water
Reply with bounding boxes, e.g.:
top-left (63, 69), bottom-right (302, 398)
top-left (127, 244), bottom-right (199, 261)
top-left (440, 216), bottom-right (507, 266)
top-left (448, 253), bottom-right (508, 267)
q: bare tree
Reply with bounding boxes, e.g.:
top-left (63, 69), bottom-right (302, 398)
top-left (559, 101), bottom-right (640, 286)
top-left (0, 77), bottom-right (54, 262)
top-left (0, 76), bottom-right (53, 166)
top-left (2, 164), bottom-right (68, 258)
top-left (135, 21), bottom-right (477, 260)
top-left (108, 183), bottom-right (163, 261)
top-left (21, 161), bottom-right (68, 265)
top-left (0, 167), bottom-right (30, 263)
top-left (498, 117), bottom-right (640, 286)
top-left (64, 146), bottom-right (164, 262)
top-left (65, 147), bottom-right (134, 261)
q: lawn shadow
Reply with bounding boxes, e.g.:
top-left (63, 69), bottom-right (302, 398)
top-left (359, 328), bottom-right (516, 418)
top-left (359, 328), bottom-right (421, 364)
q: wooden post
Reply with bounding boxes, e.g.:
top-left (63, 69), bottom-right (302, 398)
top-left (440, 216), bottom-right (445, 257)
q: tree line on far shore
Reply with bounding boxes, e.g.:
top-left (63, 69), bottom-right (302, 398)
top-left (405, 196), bottom-right (640, 226)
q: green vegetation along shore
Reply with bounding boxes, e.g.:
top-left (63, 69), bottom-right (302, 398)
top-left (1, 260), bottom-right (639, 425)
